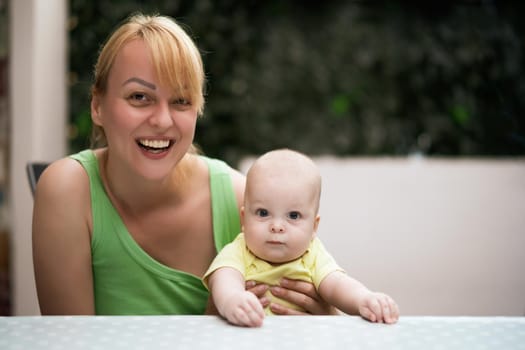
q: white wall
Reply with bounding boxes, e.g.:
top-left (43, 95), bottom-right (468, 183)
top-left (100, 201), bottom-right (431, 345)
top-left (240, 156), bottom-right (525, 316)
top-left (9, 0), bottom-right (67, 315)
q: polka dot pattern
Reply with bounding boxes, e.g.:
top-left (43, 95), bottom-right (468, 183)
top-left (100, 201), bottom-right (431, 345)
top-left (1, 316), bottom-right (524, 349)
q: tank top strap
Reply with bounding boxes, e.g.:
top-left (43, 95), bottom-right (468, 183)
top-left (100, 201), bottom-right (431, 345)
top-left (202, 156), bottom-right (241, 252)
top-left (69, 149), bottom-right (115, 250)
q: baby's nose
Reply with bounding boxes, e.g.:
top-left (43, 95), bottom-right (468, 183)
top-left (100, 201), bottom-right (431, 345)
top-left (270, 222), bottom-right (285, 233)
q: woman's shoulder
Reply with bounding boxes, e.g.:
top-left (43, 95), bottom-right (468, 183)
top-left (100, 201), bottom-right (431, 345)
top-left (34, 152), bottom-right (92, 205)
top-left (196, 154), bottom-right (245, 208)
top-left (32, 152), bottom-right (94, 240)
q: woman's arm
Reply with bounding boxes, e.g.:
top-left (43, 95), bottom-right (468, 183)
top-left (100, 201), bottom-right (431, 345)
top-left (32, 159), bottom-right (95, 315)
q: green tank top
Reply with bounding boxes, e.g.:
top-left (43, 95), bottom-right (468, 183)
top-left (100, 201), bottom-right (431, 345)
top-left (70, 150), bottom-right (240, 315)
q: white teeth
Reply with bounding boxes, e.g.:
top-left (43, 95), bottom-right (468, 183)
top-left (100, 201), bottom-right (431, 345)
top-left (139, 139), bottom-right (170, 149)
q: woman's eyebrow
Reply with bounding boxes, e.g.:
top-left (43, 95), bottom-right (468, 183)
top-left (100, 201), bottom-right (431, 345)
top-left (122, 77), bottom-right (156, 90)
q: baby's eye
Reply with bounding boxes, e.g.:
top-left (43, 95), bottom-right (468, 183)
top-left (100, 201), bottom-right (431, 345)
top-left (288, 211), bottom-right (301, 220)
top-left (255, 209), bottom-right (269, 217)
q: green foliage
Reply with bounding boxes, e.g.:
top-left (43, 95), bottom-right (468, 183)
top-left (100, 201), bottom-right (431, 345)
top-left (68, 1), bottom-right (525, 164)
top-left (331, 95), bottom-right (352, 117)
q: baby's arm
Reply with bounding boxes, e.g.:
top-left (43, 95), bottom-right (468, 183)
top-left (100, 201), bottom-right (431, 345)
top-left (207, 267), bottom-right (265, 327)
top-left (318, 271), bottom-right (399, 324)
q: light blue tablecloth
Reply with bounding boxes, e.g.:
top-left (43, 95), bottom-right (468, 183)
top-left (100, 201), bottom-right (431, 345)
top-left (1, 315), bottom-right (524, 349)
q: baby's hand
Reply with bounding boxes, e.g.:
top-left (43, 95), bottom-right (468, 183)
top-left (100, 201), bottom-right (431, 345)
top-left (221, 290), bottom-right (265, 327)
top-left (358, 292), bottom-right (399, 324)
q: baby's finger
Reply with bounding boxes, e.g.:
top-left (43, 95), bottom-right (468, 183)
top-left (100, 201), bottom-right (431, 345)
top-left (229, 308), bottom-right (250, 327)
top-left (360, 306), bottom-right (377, 323)
top-left (247, 305), bottom-right (264, 327)
top-left (381, 295), bottom-right (400, 324)
top-left (235, 303), bottom-right (263, 327)
top-left (243, 311), bottom-right (263, 327)
top-left (368, 298), bottom-right (383, 323)
top-left (389, 298), bottom-right (400, 323)
top-left (377, 296), bottom-right (392, 323)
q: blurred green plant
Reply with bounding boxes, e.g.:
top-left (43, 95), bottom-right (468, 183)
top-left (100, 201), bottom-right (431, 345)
top-left (68, 0), bottom-right (525, 165)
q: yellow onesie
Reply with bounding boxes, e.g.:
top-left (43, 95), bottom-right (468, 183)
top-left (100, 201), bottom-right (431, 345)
top-left (203, 233), bottom-right (345, 314)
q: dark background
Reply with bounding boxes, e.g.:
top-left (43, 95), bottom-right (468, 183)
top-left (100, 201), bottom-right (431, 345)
top-left (68, 0), bottom-right (525, 166)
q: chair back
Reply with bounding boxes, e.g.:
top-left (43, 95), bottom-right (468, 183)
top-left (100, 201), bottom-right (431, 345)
top-left (26, 162), bottom-right (49, 196)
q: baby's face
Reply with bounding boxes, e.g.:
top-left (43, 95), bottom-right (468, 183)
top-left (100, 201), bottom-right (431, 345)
top-left (242, 173), bottom-right (319, 264)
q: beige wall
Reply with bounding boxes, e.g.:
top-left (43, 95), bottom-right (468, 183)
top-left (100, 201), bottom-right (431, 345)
top-left (9, 0), bottom-right (67, 315)
top-left (16, 155), bottom-right (525, 316)
top-left (241, 156), bottom-right (525, 316)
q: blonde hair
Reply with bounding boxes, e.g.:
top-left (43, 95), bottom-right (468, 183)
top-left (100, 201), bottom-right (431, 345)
top-left (90, 13), bottom-right (205, 148)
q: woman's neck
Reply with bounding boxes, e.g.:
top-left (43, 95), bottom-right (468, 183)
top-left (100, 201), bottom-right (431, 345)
top-left (98, 149), bottom-right (195, 214)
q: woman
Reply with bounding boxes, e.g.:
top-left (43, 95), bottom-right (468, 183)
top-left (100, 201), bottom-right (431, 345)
top-left (32, 13), bottom-right (333, 315)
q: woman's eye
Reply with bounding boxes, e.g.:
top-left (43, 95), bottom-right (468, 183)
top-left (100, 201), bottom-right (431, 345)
top-left (288, 211), bottom-right (301, 220)
top-left (255, 209), bottom-right (269, 217)
top-left (173, 98), bottom-right (191, 106)
top-left (128, 93), bottom-right (150, 105)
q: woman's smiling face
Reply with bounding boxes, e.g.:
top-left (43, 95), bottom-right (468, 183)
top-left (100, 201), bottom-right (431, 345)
top-left (91, 38), bottom-right (198, 180)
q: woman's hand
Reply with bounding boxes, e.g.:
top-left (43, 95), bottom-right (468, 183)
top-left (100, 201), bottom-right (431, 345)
top-left (268, 278), bottom-right (338, 315)
top-left (245, 281), bottom-right (270, 309)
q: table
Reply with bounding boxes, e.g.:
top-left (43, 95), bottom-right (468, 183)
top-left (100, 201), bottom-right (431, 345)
top-left (1, 315), bottom-right (524, 349)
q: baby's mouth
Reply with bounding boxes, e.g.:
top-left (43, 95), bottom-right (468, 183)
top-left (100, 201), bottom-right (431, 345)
top-left (137, 139), bottom-right (174, 154)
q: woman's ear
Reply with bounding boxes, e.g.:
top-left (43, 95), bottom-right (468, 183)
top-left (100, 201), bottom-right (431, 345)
top-left (91, 93), bottom-right (103, 126)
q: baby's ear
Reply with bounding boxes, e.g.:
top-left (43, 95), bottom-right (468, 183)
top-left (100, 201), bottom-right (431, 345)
top-left (240, 206), bottom-right (245, 231)
top-left (312, 215), bottom-right (320, 238)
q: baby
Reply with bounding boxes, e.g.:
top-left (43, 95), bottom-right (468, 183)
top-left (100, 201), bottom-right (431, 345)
top-left (203, 149), bottom-right (399, 327)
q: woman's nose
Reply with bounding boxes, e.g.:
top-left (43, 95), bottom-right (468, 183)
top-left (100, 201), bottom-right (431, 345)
top-left (149, 103), bottom-right (174, 129)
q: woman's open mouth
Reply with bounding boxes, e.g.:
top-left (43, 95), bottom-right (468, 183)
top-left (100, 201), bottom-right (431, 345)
top-left (137, 139), bottom-right (174, 154)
